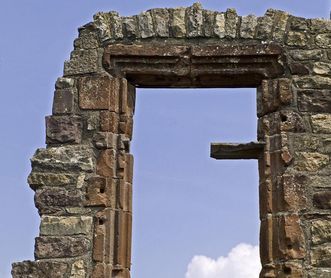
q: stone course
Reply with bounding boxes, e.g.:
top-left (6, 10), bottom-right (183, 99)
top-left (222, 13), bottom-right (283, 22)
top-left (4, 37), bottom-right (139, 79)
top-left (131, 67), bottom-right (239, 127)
top-left (11, 3), bottom-right (331, 278)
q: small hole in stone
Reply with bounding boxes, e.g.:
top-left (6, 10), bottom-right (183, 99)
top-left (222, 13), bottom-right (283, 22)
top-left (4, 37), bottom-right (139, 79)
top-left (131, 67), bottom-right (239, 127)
top-left (283, 266), bottom-right (291, 274)
top-left (98, 219), bottom-right (104, 225)
top-left (281, 114), bottom-right (287, 122)
top-left (100, 187), bottom-right (105, 194)
top-left (287, 244), bottom-right (293, 250)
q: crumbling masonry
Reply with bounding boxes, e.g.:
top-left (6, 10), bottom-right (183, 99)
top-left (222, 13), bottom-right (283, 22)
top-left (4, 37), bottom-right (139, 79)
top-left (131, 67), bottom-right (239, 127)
top-left (11, 3), bottom-right (331, 277)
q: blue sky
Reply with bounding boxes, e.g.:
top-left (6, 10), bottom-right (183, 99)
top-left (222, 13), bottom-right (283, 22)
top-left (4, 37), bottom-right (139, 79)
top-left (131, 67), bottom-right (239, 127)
top-left (0, 1), bottom-right (329, 277)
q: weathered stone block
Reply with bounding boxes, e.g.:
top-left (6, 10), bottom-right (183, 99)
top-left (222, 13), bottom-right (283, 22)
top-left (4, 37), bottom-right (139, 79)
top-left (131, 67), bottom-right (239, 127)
top-left (311, 244), bottom-right (331, 267)
top-left (313, 62), bottom-right (331, 75)
top-left (35, 236), bottom-right (91, 258)
top-left (31, 146), bottom-right (95, 172)
top-left (35, 188), bottom-right (84, 211)
top-left (70, 260), bottom-right (86, 278)
top-left (46, 115), bottom-right (82, 144)
top-left (278, 78), bottom-right (292, 105)
top-left (272, 10), bottom-right (289, 41)
top-left (298, 90), bottom-right (331, 112)
top-left (214, 12), bottom-right (225, 38)
top-left (122, 16), bottom-right (138, 38)
top-left (64, 49), bottom-right (100, 76)
top-left (55, 77), bottom-right (75, 89)
top-left (74, 28), bottom-right (99, 50)
top-left (289, 16), bottom-right (309, 31)
top-left (203, 10), bottom-right (215, 37)
top-left (294, 76), bottom-right (331, 89)
top-left (294, 152), bottom-right (329, 172)
top-left (186, 3), bottom-right (203, 37)
top-left (290, 49), bottom-right (323, 61)
top-left (138, 11), bottom-right (155, 38)
top-left (240, 15), bottom-right (257, 39)
top-left (100, 111), bottom-right (119, 133)
top-left (316, 33), bottom-right (331, 48)
top-left (52, 89), bottom-right (75, 115)
top-left (225, 8), bottom-right (238, 38)
top-left (277, 215), bottom-right (306, 259)
top-left (308, 268), bottom-right (331, 278)
top-left (79, 75), bottom-right (119, 111)
top-left (313, 191), bottom-right (331, 209)
top-left (256, 11), bottom-right (274, 40)
top-left (85, 176), bottom-right (116, 207)
top-left (96, 149), bottom-right (117, 177)
top-left (286, 31), bottom-right (309, 46)
top-left (28, 172), bottom-right (80, 190)
top-left (311, 220), bottom-right (331, 245)
top-left (169, 8), bottom-right (186, 37)
top-left (40, 216), bottom-right (93, 236)
top-left (311, 114), bottom-right (331, 133)
top-left (109, 12), bottom-right (123, 40)
top-left (93, 132), bottom-right (118, 149)
top-left (151, 9), bottom-right (170, 37)
top-left (12, 260), bottom-right (69, 278)
top-left (289, 62), bottom-right (309, 75)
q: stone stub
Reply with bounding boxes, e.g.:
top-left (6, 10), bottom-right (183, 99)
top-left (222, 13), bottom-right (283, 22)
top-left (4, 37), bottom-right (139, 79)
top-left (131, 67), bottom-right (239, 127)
top-left (11, 3), bottom-right (331, 278)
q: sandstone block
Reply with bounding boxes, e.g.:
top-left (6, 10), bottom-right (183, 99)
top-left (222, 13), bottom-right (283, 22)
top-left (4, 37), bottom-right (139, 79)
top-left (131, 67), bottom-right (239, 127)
top-left (93, 132), bottom-right (118, 149)
top-left (40, 216), bottom-right (93, 236)
top-left (35, 236), bottom-right (91, 258)
top-left (256, 12), bottom-right (274, 40)
top-left (55, 77), bottom-right (75, 89)
top-left (311, 114), bottom-right (331, 133)
top-left (311, 220), bottom-right (331, 245)
top-left (316, 33), bottom-right (331, 48)
top-left (224, 8), bottom-right (238, 38)
top-left (138, 11), bottom-right (154, 38)
top-left (85, 176), bottom-right (116, 207)
top-left (12, 260), bottom-right (69, 278)
top-left (97, 149), bottom-right (117, 177)
top-left (79, 75), bottom-right (119, 111)
top-left (214, 12), bottom-right (225, 38)
top-left (313, 191), bottom-right (331, 209)
top-left (186, 3), bottom-right (203, 37)
top-left (298, 90), bottom-right (331, 112)
top-left (100, 111), bottom-right (119, 133)
top-left (290, 49), bottom-right (323, 61)
top-left (122, 16), bottom-right (138, 38)
top-left (289, 62), bottom-right (309, 75)
top-left (294, 152), bottom-right (329, 172)
top-left (290, 16), bottom-right (309, 31)
top-left (74, 28), bottom-right (99, 50)
top-left (52, 89), bottom-right (75, 115)
top-left (64, 49), bottom-right (99, 76)
top-left (313, 62), bottom-right (331, 75)
top-left (35, 188), bottom-right (84, 212)
top-left (28, 172), bottom-right (79, 190)
top-left (203, 10), bottom-right (215, 37)
top-left (240, 15), bottom-right (257, 39)
top-left (70, 260), bottom-right (86, 278)
top-left (294, 76), bottom-right (331, 89)
top-left (286, 31), bottom-right (309, 46)
top-left (169, 8), bottom-right (186, 37)
top-left (31, 146), bottom-right (95, 173)
top-left (151, 9), bottom-right (170, 37)
top-left (311, 244), bottom-right (331, 267)
top-left (46, 115), bottom-right (82, 144)
top-left (272, 11), bottom-right (288, 41)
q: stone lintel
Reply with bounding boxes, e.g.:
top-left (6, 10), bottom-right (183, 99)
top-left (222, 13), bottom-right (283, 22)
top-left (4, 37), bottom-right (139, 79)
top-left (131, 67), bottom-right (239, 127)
top-left (210, 141), bottom-right (265, 159)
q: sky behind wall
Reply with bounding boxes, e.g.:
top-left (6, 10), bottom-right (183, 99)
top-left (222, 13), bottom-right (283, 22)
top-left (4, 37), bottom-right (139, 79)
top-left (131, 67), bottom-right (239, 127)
top-left (0, 1), bottom-right (330, 277)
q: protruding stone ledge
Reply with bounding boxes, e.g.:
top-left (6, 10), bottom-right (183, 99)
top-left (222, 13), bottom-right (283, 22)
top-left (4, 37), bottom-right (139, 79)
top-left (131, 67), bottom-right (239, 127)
top-left (210, 141), bottom-right (265, 159)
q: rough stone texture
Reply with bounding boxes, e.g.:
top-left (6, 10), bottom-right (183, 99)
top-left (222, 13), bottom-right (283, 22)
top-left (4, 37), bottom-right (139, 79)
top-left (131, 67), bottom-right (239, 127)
top-left (35, 236), bottom-right (91, 258)
top-left (311, 114), bottom-right (331, 133)
top-left (12, 261), bottom-right (69, 278)
top-left (46, 115), bottom-right (82, 144)
top-left (40, 216), bottom-right (93, 236)
top-left (12, 3), bottom-right (331, 278)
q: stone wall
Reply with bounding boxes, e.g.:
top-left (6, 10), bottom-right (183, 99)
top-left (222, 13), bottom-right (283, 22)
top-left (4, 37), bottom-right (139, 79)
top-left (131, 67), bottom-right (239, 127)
top-left (11, 3), bottom-right (331, 278)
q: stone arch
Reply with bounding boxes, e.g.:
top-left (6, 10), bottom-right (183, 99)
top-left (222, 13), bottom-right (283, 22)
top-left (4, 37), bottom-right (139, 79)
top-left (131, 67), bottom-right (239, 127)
top-left (12, 3), bottom-right (331, 277)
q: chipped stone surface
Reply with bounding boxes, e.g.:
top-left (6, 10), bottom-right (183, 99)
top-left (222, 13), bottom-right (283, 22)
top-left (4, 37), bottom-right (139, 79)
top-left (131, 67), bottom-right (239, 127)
top-left (294, 152), bottom-right (329, 172)
top-left (214, 12), bottom-right (225, 38)
top-left (170, 8), bottom-right (186, 37)
top-left (240, 15), bottom-right (257, 39)
top-left (64, 49), bottom-right (100, 76)
top-left (12, 261), bottom-right (69, 278)
top-left (138, 11), bottom-right (154, 38)
top-left (311, 220), bottom-right (331, 245)
top-left (40, 216), bottom-right (93, 236)
top-left (311, 114), bottom-right (331, 133)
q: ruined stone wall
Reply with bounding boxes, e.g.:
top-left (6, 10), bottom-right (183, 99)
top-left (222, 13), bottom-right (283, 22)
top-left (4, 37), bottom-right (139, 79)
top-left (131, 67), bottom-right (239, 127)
top-left (11, 3), bottom-right (331, 278)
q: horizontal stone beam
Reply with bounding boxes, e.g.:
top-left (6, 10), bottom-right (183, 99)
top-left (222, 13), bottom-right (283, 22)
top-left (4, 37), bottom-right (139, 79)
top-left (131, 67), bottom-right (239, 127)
top-left (210, 141), bottom-right (265, 159)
